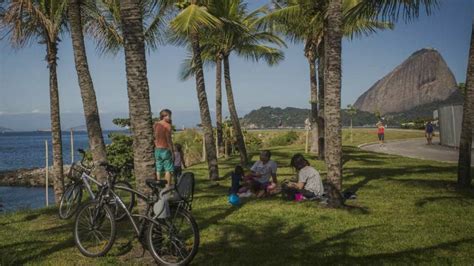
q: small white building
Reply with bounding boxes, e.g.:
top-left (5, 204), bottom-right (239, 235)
top-left (435, 105), bottom-right (463, 147)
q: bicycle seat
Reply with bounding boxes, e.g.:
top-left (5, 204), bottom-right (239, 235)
top-left (146, 179), bottom-right (167, 190)
top-left (99, 162), bottom-right (120, 174)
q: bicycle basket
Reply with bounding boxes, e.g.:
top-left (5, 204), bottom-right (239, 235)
top-left (174, 172), bottom-right (195, 205)
top-left (67, 163), bottom-right (84, 182)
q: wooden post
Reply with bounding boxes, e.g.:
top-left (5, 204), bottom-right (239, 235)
top-left (45, 140), bottom-right (49, 207)
top-left (305, 128), bottom-right (309, 153)
top-left (224, 139), bottom-right (228, 159)
top-left (215, 130), bottom-right (219, 158)
top-left (70, 128), bottom-right (74, 163)
top-left (202, 133), bottom-right (206, 162)
top-left (350, 118), bottom-right (353, 143)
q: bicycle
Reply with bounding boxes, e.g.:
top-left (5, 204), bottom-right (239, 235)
top-left (73, 168), bottom-right (199, 265)
top-left (58, 149), bottom-right (135, 221)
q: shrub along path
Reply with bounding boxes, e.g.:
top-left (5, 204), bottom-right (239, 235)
top-left (1, 129), bottom-right (473, 265)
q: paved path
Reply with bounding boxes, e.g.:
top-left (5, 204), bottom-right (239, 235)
top-left (360, 137), bottom-right (474, 165)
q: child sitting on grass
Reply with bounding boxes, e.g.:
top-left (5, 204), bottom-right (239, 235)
top-left (230, 165), bottom-right (244, 195)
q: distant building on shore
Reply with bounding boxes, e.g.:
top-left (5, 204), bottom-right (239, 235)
top-left (435, 105), bottom-right (463, 147)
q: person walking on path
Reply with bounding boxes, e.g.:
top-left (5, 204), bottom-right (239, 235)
top-left (154, 109), bottom-right (174, 186)
top-left (425, 121), bottom-right (434, 145)
top-left (377, 121), bottom-right (385, 147)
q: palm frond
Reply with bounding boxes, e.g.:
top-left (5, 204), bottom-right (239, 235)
top-left (346, 0), bottom-right (439, 23)
top-left (170, 4), bottom-right (221, 35)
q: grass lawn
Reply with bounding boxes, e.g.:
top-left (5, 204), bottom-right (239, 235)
top-left (1, 129), bottom-right (473, 265)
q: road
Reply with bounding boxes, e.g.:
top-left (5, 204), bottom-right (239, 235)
top-left (360, 137), bottom-right (474, 165)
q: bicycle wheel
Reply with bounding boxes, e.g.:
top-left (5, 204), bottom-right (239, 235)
top-left (59, 184), bottom-right (83, 219)
top-left (74, 201), bottom-right (116, 257)
top-left (110, 181), bottom-right (135, 221)
top-left (146, 208), bottom-right (199, 265)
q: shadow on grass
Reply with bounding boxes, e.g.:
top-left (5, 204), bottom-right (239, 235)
top-left (196, 218), bottom-right (474, 265)
top-left (1, 237), bottom-right (75, 265)
top-left (415, 196), bottom-right (474, 207)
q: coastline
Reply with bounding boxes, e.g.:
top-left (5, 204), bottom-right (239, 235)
top-left (0, 166), bottom-right (70, 187)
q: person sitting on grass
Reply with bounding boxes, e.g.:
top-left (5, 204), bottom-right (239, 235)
top-left (282, 154), bottom-right (324, 200)
top-left (230, 165), bottom-right (244, 195)
top-left (246, 150), bottom-right (278, 197)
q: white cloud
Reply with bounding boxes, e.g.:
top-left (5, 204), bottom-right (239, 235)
top-left (31, 109), bottom-right (41, 113)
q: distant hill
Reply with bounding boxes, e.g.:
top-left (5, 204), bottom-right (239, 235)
top-left (241, 106), bottom-right (309, 128)
top-left (354, 48), bottom-right (458, 115)
top-left (0, 126), bottom-right (13, 132)
top-left (241, 92), bottom-right (464, 128)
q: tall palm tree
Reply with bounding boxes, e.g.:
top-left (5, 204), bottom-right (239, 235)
top-left (119, 0), bottom-right (156, 210)
top-left (324, 0), bottom-right (343, 207)
top-left (83, 0), bottom-right (170, 56)
top-left (263, 0), bottom-right (391, 159)
top-left (215, 53), bottom-right (224, 156)
top-left (68, 0), bottom-right (108, 181)
top-left (171, 0), bottom-right (221, 180)
top-left (320, 0), bottom-right (438, 205)
top-left (457, 22), bottom-right (473, 189)
top-left (1, 0), bottom-right (67, 202)
top-left (180, 1), bottom-right (286, 166)
top-left (218, 2), bottom-right (285, 167)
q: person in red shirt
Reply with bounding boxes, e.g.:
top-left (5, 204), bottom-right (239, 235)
top-left (154, 109), bottom-right (174, 186)
top-left (377, 121), bottom-right (385, 146)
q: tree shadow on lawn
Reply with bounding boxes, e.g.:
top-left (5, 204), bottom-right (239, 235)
top-left (415, 196), bottom-right (474, 207)
top-left (343, 165), bottom-right (458, 195)
top-left (1, 237), bottom-right (75, 265)
top-left (196, 218), bottom-right (474, 265)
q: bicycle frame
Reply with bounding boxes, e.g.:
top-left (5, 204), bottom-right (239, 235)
top-left (107, 185), bottom-right (161, 236)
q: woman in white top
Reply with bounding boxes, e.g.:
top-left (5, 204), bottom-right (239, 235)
top-left (286, 154), bottom-right (324, 199)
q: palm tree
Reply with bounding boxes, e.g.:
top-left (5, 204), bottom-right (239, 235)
top-left (264, 0), bottom-right (391, 159)
top-left (83, 0), bottom-right (170, 56)
top-left (215, 53), bottom-right (224, 156)
top-left (171, 0), bottom-right (221, 180)
top-left (218, 2), bottom-right (285, 167)
top-left (324, 0), bottom-right (343, 207)
top-left (1, 0), bottom-right (67, 202)
top-left (180, 1), bottom-right (286, 166)
top-left (320, 0), bottom-right (438, 206)
top-left (68, 0), bottom-right (108, 181)
top-left (457, 22), bottom-right (473, 189)
top-left (119, 0), bottom-right (157, 210)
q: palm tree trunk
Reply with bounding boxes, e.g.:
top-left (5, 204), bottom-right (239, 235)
top-left (324, 0), bottom-right (343, 207)
top-left (68, 0), bottom-right (108, 182)
top-left (120, 0), bottom-right (156, 211)
top-left (317, 40), bottom-right (325, 160)
top-left (216, 55), bottom-right (224, 156)
top-left (457, 22), bottom-right (474, 188)
top-left (190, 31), bottom-right (219, 180)
top-left (46, 40), bottom-right (64, 203)
top-left (309, 56), bottom-right (319, 154)
top-left (223, 55), bottom-right (248, 166)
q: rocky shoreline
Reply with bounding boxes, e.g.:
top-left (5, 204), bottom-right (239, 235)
top-left (0, 166), bottom-right (70, 187)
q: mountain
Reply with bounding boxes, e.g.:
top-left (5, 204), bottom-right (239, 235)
top-left (242, 93), bottom-right (464, 129)
top-left (0, 126), bottom-right (13, 132)
top-left (354, 48), bottom-right (458, 115)
top-left (241, 106), bottom-right (309, 128)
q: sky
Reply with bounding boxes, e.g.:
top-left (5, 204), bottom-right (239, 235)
top-left (0, 0), bottom-right (473, 129)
